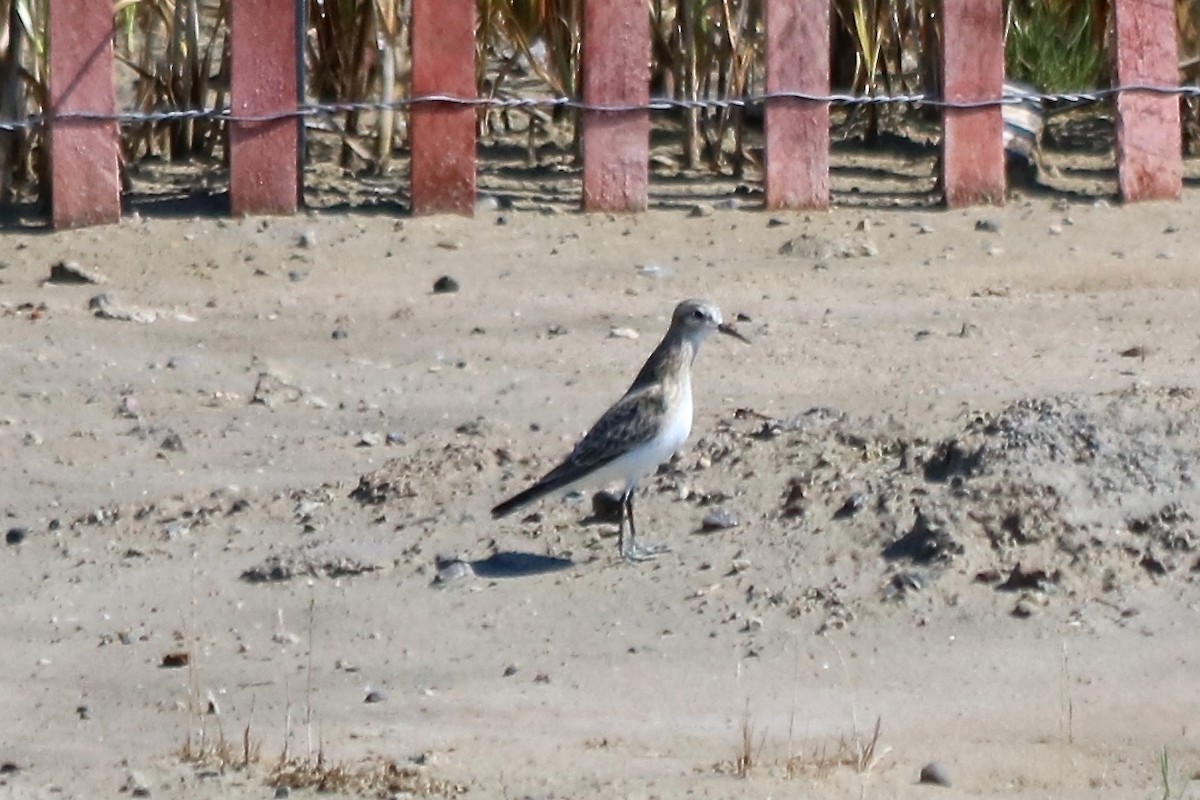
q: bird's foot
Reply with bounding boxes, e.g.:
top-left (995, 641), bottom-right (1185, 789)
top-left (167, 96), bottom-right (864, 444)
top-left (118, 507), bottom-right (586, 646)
top-left (620, 540), bottom-right (670, 563)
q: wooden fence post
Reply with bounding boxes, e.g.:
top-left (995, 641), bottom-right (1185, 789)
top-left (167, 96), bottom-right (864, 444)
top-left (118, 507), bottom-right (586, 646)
top-left (410, 0), bottom-right (477, 215)
top-left (48, 0), bottom-right (120, 228)
top-left (940, 0), bottom-right (1005, 207)
top-left (1112, 0), bottom-right (1181, 202)
top-left (581, 0), bottom-right (650, 212)
top-left (764, 0), bottom-right (830, 210)
top-left (229, 0), bottom-right (302, 216)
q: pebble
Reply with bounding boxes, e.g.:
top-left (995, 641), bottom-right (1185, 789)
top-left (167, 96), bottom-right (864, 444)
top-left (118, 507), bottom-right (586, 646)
top-left (919, 761), bottom-right (952, 787)
top-left (833, 493), bottom-right (866, 519)
top-left (23, 431), bottom-right (42, 446)
top-left (435, 240), bottom-right (462, 250)
top-left (767, 217), bottom-right (789, 227)
top-left (434, 560), bottom-right (475, 585)
top-left (160, 432), bottom-right (185, 452)
top-left (117, 395), bottom-right (140, 418)
top-left (1011, 598), bottom-right (1038, 618)
top-left (432, 275), bottom-right (460, 294)
top-left (358, 432), bottom-right (382, 447)
top-left (363, 689), bottom-right (386, 704)
top-left (296, 230), bottom-right (317, 248)
top-left (590, 490), bottom-right (624, 523)
top-left (609, 327), bottom-right (639, 340)
top-left (385, 431), bottom-right (407, 446)
top-left (5, 527), bottom-right (27, 545)
top-left (700, 508), bottom-right (740, 531)
top-left (46, 261), bottom-right (106, 285)
top-left (974, 218), bottom-right (1001, 233)
top-left (123, 770), bottom-right (151, 797)
top-left (688, 203), bottom-right (714, 218)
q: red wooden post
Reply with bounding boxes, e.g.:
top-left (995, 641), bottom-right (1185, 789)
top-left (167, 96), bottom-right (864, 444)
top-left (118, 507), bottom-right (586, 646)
top-left (940, 0), bottom-right (1005, 207)
top-left (581, 0), bottom-right (650, 212)
top-left (1112, 0), bottom-right (1181, 202)
top-left (410, 0), bottom-right (477, 215)
top-left (764, 0), bottom-right (830, 210)
top-left (48, 0), bottom-right (120, 229)
top-left (229, 0), bottom-right (301, 216)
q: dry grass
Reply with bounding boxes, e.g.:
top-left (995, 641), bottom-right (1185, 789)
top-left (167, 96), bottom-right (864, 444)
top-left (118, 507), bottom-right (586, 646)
top-left (271, 753), bottom-right (466, 797)
top-left (784, 716), bottom-right (887, 779)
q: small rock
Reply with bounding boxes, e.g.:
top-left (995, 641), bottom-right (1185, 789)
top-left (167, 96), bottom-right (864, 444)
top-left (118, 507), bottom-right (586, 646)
top-left (46, 261), bottom-right (106, 285)
top-left (274, 787), bottom-right (291, 799)
top-left (974, 218), bottom-right (1000, 233)
top-left (609, 327), bottom-right (639, 340)
top-left (495, 214), bottom-right (509, 226)
top-left (590, 490), bottom-right (624, 523)
top-left (432, 275), bottom-right (460, 294)
top-left (76, 704), bottom-right (90, 720)
top-left (434, 560), bottom-right (475, 585)
top-left (288, 270), bottom-right (309, 283)
top-left (919, 761), bottom-right (952, 787)
top-left (767, 217), bottom-right (789, 228)
top-left (503, 664), bottom-right (519, 677)
top-left (385, 431), bottom-right (407, 446)
top-left (688, 203), bottom-right (714, 218)
top-left (357, 432), bottom-right (382, 447)
top-left (1011, 598), bottom-right (1038, 618)
top-left (455, 417), bottom-right (491, 437)
top-left (117, 395), bottom-right (140, 418)
top-left (160, 432), bottom-right (185, 452)
top-left (833, 493), bottom-right (866, 519)
top-left (123, 771), bottom-right (151, 797)
top-left (297, 230), bottom-right (317, 248)
top-left (22, 431), bottom-right (42, 446)
top-left (363, 689), bottom-right (386, 704)
top-left (435, 240), bottom-right (462, 251)
top-left (160, 651), bottom-right (190, 668)
top-left (5, 527), bottom-right (27, 545)
top-left (637, 264), bottom-right (673, 279)
top-left (700, 508), bottom-right (740, 532)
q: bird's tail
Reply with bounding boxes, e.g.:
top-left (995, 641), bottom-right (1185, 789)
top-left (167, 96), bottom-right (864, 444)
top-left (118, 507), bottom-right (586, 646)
top-left (492, 468), bottom-right (582, 519)
top-left (491, 483), bottom-right (553, 518)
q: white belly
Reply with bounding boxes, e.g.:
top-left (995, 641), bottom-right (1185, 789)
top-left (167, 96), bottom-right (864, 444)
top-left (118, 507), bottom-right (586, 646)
top-left (584, 382), bottom-right (693, 494)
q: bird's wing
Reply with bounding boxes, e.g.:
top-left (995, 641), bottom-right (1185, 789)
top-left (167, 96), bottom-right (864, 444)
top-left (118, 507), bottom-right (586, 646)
top-left (549, 384), bottom-right (667, 480)
top-left (491, 385), bottom-right (666, 518)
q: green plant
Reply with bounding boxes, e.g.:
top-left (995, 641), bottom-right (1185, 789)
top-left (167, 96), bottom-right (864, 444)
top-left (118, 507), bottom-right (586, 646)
top-left (1005, 0), bottom-right (1108, 93)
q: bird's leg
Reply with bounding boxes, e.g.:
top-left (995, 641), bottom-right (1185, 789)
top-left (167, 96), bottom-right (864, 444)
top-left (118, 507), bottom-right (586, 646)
top-left (619, 490), bottom-right (669, 563)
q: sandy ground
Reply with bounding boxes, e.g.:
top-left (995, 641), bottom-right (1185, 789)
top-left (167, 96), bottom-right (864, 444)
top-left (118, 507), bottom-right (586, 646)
top-left (2, 195), bottom-right (1200, 799)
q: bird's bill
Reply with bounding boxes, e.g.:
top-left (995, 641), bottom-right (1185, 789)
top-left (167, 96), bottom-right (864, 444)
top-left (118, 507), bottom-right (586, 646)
top-left (718, 322), bottom-right (750, 343)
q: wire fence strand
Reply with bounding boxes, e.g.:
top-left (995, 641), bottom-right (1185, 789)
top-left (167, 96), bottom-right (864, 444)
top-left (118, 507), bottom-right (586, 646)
top-left (1, 83), bottom-right (1197, 132)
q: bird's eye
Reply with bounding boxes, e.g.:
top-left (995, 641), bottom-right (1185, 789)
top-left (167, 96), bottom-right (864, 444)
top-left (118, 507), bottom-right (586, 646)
top-left (691, 308), bottom-right (705, 319)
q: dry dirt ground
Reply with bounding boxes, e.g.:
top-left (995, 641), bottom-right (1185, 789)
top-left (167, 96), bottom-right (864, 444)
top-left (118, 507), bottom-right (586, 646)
top-left (2, 194), bottom-right (1200, 799)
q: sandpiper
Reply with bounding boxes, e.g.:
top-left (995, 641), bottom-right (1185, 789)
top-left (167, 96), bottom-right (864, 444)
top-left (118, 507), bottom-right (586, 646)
top-left (492, 298), bottom-right (749, 562)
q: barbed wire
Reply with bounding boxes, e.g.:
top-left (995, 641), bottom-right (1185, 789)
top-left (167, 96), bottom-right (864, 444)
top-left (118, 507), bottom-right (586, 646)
top-left (0, 83), bottom-right (1196, 132)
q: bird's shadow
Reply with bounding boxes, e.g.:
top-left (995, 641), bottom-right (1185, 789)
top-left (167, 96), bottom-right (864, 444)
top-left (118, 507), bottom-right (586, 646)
top-left (467, 550), bottom-right (574, 579)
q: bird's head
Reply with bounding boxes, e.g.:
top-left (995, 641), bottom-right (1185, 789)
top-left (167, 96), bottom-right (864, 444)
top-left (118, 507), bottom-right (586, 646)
top-left (672, 298), bottom-right (750, 344)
